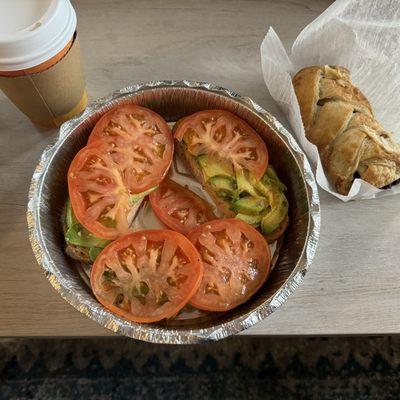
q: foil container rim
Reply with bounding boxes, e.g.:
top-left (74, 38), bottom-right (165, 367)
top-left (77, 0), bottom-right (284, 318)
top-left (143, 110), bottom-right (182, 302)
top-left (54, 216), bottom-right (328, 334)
top-left (27, 80), bottom-right (321, 344)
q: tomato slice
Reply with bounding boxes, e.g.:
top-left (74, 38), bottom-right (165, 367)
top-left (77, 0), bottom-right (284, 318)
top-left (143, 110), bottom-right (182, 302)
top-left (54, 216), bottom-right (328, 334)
top-left (91, 230), bottom-right (203, 323)
top-left (68, 142), bottom-right (145, 239)
top-left (88, 104), bottom-right (173, 194)
top-left (174, 110), bottom-right (268, 180)
top-left (188, 219), bottom-right (270, 311)
top-left (149, 179), bottom-right (216, 235)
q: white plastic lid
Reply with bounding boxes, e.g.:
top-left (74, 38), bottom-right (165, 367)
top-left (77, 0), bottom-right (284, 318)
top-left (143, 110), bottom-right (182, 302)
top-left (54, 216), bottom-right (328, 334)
top-left (0, 0), bottom-right (76, 71)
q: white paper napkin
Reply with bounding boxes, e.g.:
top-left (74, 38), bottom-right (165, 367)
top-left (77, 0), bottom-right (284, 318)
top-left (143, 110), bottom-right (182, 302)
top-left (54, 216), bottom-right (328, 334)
top-left (260, 0), bottom-right (400, 201)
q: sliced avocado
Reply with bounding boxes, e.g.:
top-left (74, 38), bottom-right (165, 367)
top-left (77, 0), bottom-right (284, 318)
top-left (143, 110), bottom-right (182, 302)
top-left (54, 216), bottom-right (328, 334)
top-left (89, 247), bottom-right (103, 262)
top-left (66, 199), bottom-right (77, 228)
top-left (208, 176), bottom-right (237, 199)
top-left (235, 169), bottom-right (261, 198)
top-left (263, 166), bottom-right (287, 191)
top-left (197, 154), bottom-right (234, 178)
top-left (65, 202), bottom-right (111, 248)
top-left (130, 185), bottom-right (158, 203)
top-left (255, 176), bottom-right (277, 198)
top-left (254, 180), bottom-right (271, 198)
top-left (261, 192), bottom-right (289, 235)
top-left (231, 196), bottom-right (267, 215)
top-left (235, 213), bottom-right (262, 227)
top-left (65, 223), bottom-right (111, 248)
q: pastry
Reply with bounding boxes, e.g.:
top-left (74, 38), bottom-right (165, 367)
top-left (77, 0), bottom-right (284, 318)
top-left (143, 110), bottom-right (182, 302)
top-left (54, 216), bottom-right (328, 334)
top-left (293, 65), bottom-right (400, 195)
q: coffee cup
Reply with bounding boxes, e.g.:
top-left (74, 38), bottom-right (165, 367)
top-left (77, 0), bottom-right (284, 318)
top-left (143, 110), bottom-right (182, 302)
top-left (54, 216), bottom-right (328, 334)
top-left (0, 0), bottom-right (87, 127)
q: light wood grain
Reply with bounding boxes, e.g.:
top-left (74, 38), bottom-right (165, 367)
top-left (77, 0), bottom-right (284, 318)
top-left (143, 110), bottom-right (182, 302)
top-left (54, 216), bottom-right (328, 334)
top-left (2, 0), bottom-right (399, 337)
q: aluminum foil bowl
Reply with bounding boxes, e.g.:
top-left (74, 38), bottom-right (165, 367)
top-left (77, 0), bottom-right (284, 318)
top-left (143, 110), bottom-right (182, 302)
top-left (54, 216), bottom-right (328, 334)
top-left (27, 81), bottom-right (320, 344)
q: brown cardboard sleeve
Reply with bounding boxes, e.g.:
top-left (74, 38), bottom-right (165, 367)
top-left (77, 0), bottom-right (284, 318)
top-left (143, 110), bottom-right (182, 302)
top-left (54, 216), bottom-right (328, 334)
top-left (0, 34), bottom-right (86, 127)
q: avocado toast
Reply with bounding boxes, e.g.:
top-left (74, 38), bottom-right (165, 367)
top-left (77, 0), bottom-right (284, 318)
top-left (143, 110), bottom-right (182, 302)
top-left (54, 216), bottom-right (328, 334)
top-left (63, 188), bottom-right (153, 264)
top-left (63, 199), bottom-right (111, 264)
top-left (173, 110), bottom-right (289, 242)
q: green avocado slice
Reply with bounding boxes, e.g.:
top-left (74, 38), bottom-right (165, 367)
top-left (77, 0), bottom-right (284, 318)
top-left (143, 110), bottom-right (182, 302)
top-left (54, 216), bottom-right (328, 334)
top-left (197, 154), bottom-right (234, 178)
top-left (89, 247), bottom-right (103, 262)
top-left (66, 199), bottom-right (77, 228)
top-left (260, 191), bottom-right (289, 235)
top-left (235, 169), bottom-right (261, 198)
top-left (235, 213), bottom-right (262, 227)
top-left (194, 150), bottom-right (289, 237)
top-left (65, 199), bottom-right (110, 248)
top-left (263, 166), bottom-right (287, 192)
top-left (208, 175), bottom-right (237, 199)
top-left (65, 223), bottom-right (111, 248)
top-left (230, 196), bottom-right (267, 215)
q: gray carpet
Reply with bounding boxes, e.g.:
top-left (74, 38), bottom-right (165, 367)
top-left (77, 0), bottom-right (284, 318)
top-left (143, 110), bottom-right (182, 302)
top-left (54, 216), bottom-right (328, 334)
top-left (1, 336), bottom-right (399, 399)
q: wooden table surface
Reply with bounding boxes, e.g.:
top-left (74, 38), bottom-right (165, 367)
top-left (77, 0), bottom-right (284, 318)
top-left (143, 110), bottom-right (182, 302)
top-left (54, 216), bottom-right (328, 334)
top-left (1, 0), bottom-right (399, 337)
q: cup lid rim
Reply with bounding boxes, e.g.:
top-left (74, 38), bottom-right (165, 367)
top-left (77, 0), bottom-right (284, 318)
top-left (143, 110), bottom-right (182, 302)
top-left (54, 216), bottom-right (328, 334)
top-left (0, 0), bottom-right (76, 71)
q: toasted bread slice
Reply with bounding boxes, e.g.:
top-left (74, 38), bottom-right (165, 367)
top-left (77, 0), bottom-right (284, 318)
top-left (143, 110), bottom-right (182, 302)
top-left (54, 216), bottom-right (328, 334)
top-left (65, 243), bottom-right (92, 264)
top-left (61, 204), bottom-right (93, 265)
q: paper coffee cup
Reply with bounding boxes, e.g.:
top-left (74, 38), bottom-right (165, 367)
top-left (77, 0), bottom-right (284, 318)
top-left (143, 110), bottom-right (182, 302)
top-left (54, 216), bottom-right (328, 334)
top-left (0, 0), bottom-right (87, 127)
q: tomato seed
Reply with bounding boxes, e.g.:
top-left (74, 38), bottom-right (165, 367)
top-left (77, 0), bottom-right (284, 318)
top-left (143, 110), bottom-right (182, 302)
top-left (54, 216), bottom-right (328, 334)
top-left (140, 281), bottom-right (150, 295)
top-left (103, 269), bottom-right (117, 281)
top-left (114, 293), bottom-right (124, 305)
top-left (157, 291), bottom-right (170, 306)
top-left (205, 283), bottom-right (219, 295)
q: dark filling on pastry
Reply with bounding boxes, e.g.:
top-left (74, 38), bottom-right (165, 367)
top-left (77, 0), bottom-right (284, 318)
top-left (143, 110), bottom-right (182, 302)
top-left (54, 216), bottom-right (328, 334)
top-left (353, 172), bottom-right (399, 190)
top-left (381, 178), bottom-right (400, 190)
